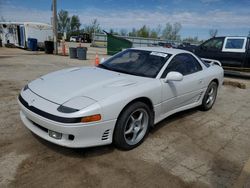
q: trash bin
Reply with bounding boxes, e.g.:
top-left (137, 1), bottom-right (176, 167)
top-left (77, 47), bottom-right (87, 60)
top-left (27, 38), bottom-right (37, 51)
top-left (69, 47), bottom-right (77, 59)
top-left (44, 41), bottom-right (54, 54)
top-left (105, 32), bottom-right (132, 55)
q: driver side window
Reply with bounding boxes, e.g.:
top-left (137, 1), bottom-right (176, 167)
top-left (161, 53), bottom-right (202, 78)
top-left (202, 38), bottom-right (224, 50)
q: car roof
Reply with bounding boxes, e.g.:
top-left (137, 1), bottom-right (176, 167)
top-left (132, 47), bottom-right (191, 55)
top-left (208, 36), bottom-right (248, 40)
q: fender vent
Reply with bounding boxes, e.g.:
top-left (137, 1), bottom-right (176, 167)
top-left (197, 91), bottom-right (203, 101)
top-left (102, 129), bottom-right (110, 140)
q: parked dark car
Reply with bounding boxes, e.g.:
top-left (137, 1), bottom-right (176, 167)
top-left (179, 37), bottom-right (250, 77)
top-left (194, 37), bottom-right (250, 69)
top-left (79, 33), bottom-right (91, 43)
top-left (69, 36), bottom-right (79, 42)
top-left (69, 33), bottom-right (91, 43)
top-left (178, 42), bottom-right (198, 52)
top-left (158, 42), bottom-right (177, 48)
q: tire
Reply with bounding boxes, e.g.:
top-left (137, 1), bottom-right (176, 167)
top-left (200, 81), bottom-right (218, 111)
top-left (113, 102), bottom-right (153, 150)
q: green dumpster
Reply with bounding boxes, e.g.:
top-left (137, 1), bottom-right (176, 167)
top-left (106, 33), bottom-right (132, 55)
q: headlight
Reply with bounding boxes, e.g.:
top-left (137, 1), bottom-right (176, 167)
top-left (57, 105), bottom-right (79, 113)
top-left (57, 97), bottom-right (102, 123)
top-left (57, 97), bottom-right (97, 113)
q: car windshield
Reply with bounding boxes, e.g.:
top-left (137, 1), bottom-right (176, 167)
top-left (98, 49), bottom-right (171, 78)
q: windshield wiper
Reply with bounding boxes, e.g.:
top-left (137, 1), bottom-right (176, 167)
top-left (98, 64), bottom-right (111, 70)
top-left (111, 68), bottom-right (133, 75)
top-left (98, 65), bottom-right (152, 78)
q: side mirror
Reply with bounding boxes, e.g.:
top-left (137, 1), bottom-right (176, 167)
top-left (164, 71), bottom-right (183, 83)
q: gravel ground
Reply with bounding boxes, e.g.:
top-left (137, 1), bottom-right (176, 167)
top-left (0, 46), bottom-right (250, 188)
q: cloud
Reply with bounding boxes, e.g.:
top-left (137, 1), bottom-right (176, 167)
top-left (0, 4), bottom-right (51, 24)
top-left (75, 8), bottom-right (250, 30)
top-left (200, 0), bottom-right (221, 3)
top-left (0, 3), bottom-right (249, 33)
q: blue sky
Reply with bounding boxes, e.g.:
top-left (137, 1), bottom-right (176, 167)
top-left (0, 0), bottom-right (250, 39)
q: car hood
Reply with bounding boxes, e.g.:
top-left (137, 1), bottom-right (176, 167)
top-left (28, 67), bottom-right (143, 105)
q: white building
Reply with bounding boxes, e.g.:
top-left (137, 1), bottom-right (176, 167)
top-left (0, 22), bottom-right (53, 48)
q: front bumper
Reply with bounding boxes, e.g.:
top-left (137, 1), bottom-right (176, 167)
top-left (18, 100), bottom-right (116, 148)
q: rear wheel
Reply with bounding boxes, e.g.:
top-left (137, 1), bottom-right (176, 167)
top-left (200, 81), bottom-right (218, 111)
top-left (113, 102), bottom-right (153, 150)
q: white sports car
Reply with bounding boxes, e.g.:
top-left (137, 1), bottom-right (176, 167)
top-left (18, 47), bottom-right (223, 150)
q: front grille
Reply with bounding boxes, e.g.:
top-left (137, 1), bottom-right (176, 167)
top-left (18, 94), bottom-right (81, 123)
top-left (31, 120), bottom-right (48, 133)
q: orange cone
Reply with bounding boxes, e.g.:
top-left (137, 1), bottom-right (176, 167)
top-left (95, 53), bottom-right (100, 66)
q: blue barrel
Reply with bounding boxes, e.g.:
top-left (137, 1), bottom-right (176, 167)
top-left (27, 38), bottom-right (37, 51)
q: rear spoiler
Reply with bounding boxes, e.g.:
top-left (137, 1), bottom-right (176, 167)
top-left (201, 58), bottom-right (222, 67)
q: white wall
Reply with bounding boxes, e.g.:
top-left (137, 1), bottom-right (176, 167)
top-left (25, 24), bottom-right (53, 43)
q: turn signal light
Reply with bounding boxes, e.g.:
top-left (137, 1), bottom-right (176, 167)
top-left (81, 114), bottom-right (101, 123)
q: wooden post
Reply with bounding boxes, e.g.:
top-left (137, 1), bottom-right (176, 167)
top-left (52, 0), bottom-right (58, 54)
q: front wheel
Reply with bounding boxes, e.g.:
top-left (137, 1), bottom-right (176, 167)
top-left (113, 102), bottom-right (153, 150)
top-left (200, 81), bottom-right (218, 111)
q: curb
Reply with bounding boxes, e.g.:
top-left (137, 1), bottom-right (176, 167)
top-left (223, 79), bottom-right (246, 89)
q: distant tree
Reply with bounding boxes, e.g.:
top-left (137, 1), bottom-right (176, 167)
top-left (150, 29), bottom-right (158, 38)
top-left (120, 29), bottom-right (127, 36)
top-left (137, 25), bottom-right (150, 38)
top-left (162, 22), bottom-right (182, 40)
top-left (183, 36), bottom-right (200, 44)
top-left (109, 28), bottom-right (114, 34)
top-left (162, 23), bottom-right (172, 39)
top-left (0, 16), bottom-right (5, 23)
top-left (155, 24), bottom-right (162, 37)
top-left (70, 15), bottom-right (81, 32)
top-left (79, 28), bottom-right (85, 33)
top-left (209, 29), bottom-right (218, 38)
top-left (84, 19), bottom-right (101, 39)
top-left (172, 22), bottom-right (182, 40)
top-left (248, 30), bottom-right (250, 37)
top-left (108, 29), bottom-right (118, 35)
top-left (0, 17), bottom-right (5, 36)
top-left (58, 10), bottom-right (70, 34)
top-left (128, 28), bottom-right (137, 37)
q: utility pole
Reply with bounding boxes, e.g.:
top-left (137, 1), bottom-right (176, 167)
top-left (52, 0), bottom-right (58, 54)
